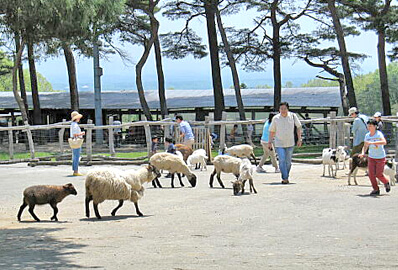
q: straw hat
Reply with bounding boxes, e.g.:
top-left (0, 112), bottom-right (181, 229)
top-left (348, 107), bottom-right (358, 116)
top-left (71, 111), bottom-right (83, 121)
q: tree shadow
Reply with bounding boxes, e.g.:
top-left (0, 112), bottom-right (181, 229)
top-left (209, 186), bottom-right (233, 190)
top-left (0, 227), bottom-right (99, 269)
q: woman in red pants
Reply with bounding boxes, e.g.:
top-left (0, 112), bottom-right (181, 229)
top-left (359, 119), bottom-right (391, 196)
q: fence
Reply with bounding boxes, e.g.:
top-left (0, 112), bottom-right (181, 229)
top-left (1, 112), bottom-right (398, 164)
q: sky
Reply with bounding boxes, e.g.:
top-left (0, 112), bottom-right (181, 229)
top-left (33, 5), bottom-right (393, 91)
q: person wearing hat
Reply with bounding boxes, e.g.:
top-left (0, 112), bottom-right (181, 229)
top-left (70, 111), bottom-right (85, 176)
top-left (373, 112), bottom-right (383, 131)
top-left (348, 107), bottom-right (368, 157)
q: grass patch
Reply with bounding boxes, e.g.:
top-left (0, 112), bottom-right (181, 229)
top-left (0, 152), bottom-right (55, 161)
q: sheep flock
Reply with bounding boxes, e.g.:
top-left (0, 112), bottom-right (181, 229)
top-left (15, 141), bottom-right (397, 222)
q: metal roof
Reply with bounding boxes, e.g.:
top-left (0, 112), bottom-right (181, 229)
top-left (0, 87), bottom-right (341, 110)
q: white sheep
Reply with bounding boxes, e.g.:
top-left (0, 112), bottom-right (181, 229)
top-left (232, 158), bottom-right (257, 195)
top-left (336, 146), bottom-right (348, 170)
top-left (191, 149), bottom-right (208, 170)
top-left (150, 152), bottom-right (197, 188)
top-left (322, 148), bottom-right (337, 178)
top-left (380, 159), bottom-right (396, 186)
top-left (224, 144), bottom-right (257, 165)
top-left (187, 150), bottom-right (208, 171)
top-left (85, 165), bottom-right (160, 219)
top-left (210, 155), bottom-right (242, 188)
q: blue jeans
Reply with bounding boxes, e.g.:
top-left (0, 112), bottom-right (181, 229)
top-left (275, 147), bottom-right (294, 180)
top-left (72, 148), bottom-right (81, 172)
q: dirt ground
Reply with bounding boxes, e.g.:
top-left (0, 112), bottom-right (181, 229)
top-left (0, 162), bottom-right (397, 270)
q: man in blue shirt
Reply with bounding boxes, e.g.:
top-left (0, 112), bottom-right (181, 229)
top-left (176, 115), bottom-right (195, 148)
top-left (348, 107), bottom-right (368, 157)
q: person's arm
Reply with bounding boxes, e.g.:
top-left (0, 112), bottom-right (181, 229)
top-left (294, 114), bottom-right (302, 147)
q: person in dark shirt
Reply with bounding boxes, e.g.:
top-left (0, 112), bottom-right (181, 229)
top-left (151, 136), bottom-right (159, 156)
top-left (165, 137), bottom-right (176, 154)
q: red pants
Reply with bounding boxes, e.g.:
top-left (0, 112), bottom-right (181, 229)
top-left (368, 157), bottom-right (389, 191)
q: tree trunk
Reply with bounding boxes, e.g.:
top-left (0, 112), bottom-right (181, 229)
top-left (377, 29), bottom-right (391, 115)
top-left (272, 26), bottom-right (282, 110)
top-left (27, 41), bottom-right (41, 125)
top-left (327, 0), bottom-right (357, 108)
top-left (12, 38), bottom-right (29, 123)
top-left (15, 33), bottom-right (29, 120)
top-left (338, 74), bottom-right (349, 115)
top-left (151, 19), bottom-right (168, 119)
top-left (136, 5), bottom-right (160, 121)
top-left (215, 7), bottom-right (249, 141)
top-left (63, 44), bottom-right (79, 111)
top-left (204, 0), bottom-right (225, 121)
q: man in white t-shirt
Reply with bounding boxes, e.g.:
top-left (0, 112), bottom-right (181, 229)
top-left (269, 102), bottom-right (302, 184)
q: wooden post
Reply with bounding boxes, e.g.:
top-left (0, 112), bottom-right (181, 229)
top-left (219, 111), bottom-right (227, 153)
top-left (336, 121), bottom-right (344, 147)
top-left (144, 117), bottom-right (152, 158)
top-left (86, 119), bottom-right (93, 162)
top-left (205, 116), bottom-right (212, 161)
top-left (345, 123), bottom-right (351, 150)
top-left (329, 111), bottom-right (337, 149)
top-left (24, 121), bottom-right (35, 159)
top-left (395, 113), bottom-right (398, 181)
top-left (58, 119), bottom-right (66, 154)
top-left (109, 116), bottom-right (115, 157)
top-left (8, 121), bottom-right (14, 160)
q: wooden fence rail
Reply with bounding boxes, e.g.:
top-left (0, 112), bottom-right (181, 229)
top-left (1, 113), bottom-right (397, 162)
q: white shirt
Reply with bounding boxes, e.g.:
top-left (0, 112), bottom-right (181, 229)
top-left (269, 112), bottom-right (301, 148)
top-left (70, 122), bottom-right (81, 138)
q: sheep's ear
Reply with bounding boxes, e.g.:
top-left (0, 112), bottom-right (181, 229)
top-left (63, 183), bottom-right (73, 189)
top-left (230, 181), bottom-right (235, 184)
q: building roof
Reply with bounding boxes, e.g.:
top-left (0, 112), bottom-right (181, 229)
top-left (0, 87), bottom-right (341, 110)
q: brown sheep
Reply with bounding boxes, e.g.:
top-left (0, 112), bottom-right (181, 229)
top-left (175, 144), bottom-right (193, 162)
top-left (17, 183), bottom-right (77, 222)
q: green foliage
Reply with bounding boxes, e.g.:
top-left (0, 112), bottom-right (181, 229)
top-left (0, 69), bottom-right (54, 92)
top-left (301, 79), bottom-right (339, 87)
top-left (303, 62), bottom-right (398, 115)
top-left (355, 62), bottom-right (398, 115)
top-left (0, 51), bottom-right (13, 76)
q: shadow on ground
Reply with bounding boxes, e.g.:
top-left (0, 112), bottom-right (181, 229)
top-left (0, 227), bottom-right (98, 269)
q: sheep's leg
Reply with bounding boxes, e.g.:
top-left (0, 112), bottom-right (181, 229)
top-left (171, 174), bottom-right (175, 188)
top-left (28, 205), bottom-right (40, 222)
top-left (353, 168), bottom-right (358, 185)
top-left (322, 164), bottom-right (325, 176)
top-left (242, 180), bottom-right (247, 194)
top-left (50, 202), bottom-right (59, 221)
top-left (250, 179), bottom-right (257, 194)
top-left (93, 203), bottom-right (102, 219)
top-left (336, 161), bottom-right (340, 170)
top-left (111, 200), bottom-right (124, 216)
top-left (85, 195), bottom-right (92, 218)
top-left (216, 173), bottom-right (225, 188)
top-left (209, 169), bottom-right (217, 188)
top-left (17, 201), bottom-right (27, 221)
top-left (177, 173), bottom-right (184, 187)
top-left (134, 202), bottom-right (143, 217)
top-left (251, 153), bottom-right (258, 166)
top-left (152, 178), bottom-right (162, 188)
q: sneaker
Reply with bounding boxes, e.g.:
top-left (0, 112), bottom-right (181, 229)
top-left (281, 179), bottom-right (289, 184)
top-left (275, 168), bottom-right (280, 173)
top-left (256, 166), bottom-right (267, 173)
top-left (370, 190), bottom-right (380, 196)
top-left (385, 183), bottom-right (391, 193)
top-left (73, 172), bottom-right (84, 176)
